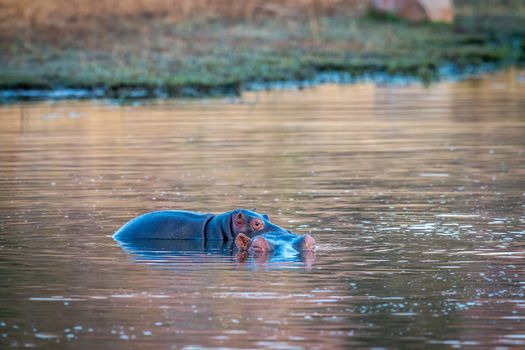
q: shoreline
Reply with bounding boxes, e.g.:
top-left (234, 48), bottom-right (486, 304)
top-left (0, 62), bottom-right (521, 103)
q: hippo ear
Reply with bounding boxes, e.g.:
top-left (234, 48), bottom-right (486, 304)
top-left (263, 214), bottom-right (269, 221)
top-left (234, 211), bottom-right (245, 226)
top-left (252, 207), bottom-right (257, 212)
top-left (235, 233), bottom-right (251, 250)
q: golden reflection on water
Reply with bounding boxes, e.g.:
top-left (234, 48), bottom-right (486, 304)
top-left (0, 69), bottom-right (524, 348)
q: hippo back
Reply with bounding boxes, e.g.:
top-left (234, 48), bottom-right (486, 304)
top-left (113, 210), bottom-right (214, 241)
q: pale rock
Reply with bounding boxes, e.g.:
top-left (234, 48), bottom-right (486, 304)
top-left (371, 0), bottom-right (454, 23)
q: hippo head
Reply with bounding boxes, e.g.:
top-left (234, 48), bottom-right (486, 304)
top-left (230, 209), bottom-right (287, 239)
top-left (235, 231), bottom-right (316, 254)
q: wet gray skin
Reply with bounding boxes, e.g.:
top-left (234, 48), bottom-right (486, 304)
top-left (113, 208), bottom-right (286, 241)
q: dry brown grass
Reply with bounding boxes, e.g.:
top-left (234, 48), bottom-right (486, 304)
top-left (3, 0), bottom-right (525, 35)
top-left (0, 0), bottom-right (370, 48)
top-left (3, 0), bottom-right (524, 44)
top-left (0, 0), bottom-right (366, 31)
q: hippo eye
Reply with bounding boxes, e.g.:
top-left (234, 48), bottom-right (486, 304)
top-left (250, 218), bottom-right (264, 231)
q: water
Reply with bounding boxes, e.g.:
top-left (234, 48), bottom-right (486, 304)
top-left (1, 69), bottom-right (524, 349)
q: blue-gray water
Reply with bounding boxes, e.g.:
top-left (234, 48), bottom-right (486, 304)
top-left (0, 69), bottom-right (524, 349)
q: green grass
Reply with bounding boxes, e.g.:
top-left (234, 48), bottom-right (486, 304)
top-left (1, 6), bottom-right (525, 99)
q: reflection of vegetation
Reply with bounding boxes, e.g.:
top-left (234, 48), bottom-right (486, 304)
top-left (0, 1), bottom-right (524, 97)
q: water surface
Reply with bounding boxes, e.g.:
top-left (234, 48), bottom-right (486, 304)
top-left (1, 69), bottom-right (524, 349)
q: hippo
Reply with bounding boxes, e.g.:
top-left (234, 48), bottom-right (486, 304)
top-left (235, 231), bottom-right (316, 254)
top-left (113, 209), bottom-right (287, 242)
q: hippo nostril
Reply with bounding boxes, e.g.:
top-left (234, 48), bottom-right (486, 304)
top-left (302, 234), bottom-right (316, 251)
top-left (252, 243), bottom-right (263, 252)
top-left (235, 232), bottom-right (250, 250)
top-left (251, 236), bottom-right (270, 253)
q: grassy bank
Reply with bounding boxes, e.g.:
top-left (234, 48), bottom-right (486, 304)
top-left (1, 0), bottom-right (525, 99)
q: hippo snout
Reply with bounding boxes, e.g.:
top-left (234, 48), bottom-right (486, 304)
top-left (236, 231), bottom-right (317, 254)
top-left (301, 234), bottom-right (316, 251)
top-left (250, 235), bottom-right (271, 253)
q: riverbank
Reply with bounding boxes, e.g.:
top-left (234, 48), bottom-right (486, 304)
top-left (1, 1), bottom-right (525, 101)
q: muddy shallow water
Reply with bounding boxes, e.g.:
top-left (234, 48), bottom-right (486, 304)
top-left (0, 70), bottom-right (524, 349)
